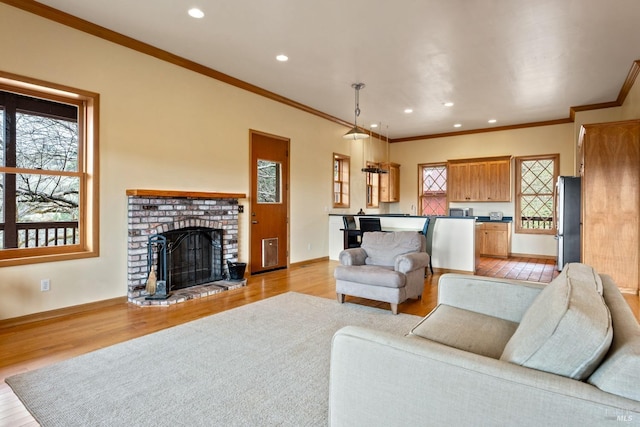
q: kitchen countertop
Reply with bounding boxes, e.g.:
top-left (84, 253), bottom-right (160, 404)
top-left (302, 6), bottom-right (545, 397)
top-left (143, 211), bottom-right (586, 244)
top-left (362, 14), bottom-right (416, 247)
top-left (475, 216), bottom-right (513, 223)
top-left (328, 213), bottom-right (424, 218)
top-left (329, 213), bottom-right (513, 223)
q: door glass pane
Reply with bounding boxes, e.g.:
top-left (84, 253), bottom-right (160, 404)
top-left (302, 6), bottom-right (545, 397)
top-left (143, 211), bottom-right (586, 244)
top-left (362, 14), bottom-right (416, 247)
top-left (257, 159), bottom-right (281, 203)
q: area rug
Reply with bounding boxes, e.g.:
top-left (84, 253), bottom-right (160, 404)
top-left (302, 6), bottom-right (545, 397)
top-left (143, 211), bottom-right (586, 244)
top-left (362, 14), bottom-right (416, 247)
top-left (6, 292), bottom-right (421, 426)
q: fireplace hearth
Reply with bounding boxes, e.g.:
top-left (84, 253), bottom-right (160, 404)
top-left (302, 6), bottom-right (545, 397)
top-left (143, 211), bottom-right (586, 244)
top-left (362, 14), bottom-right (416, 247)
top-left (126, 190), bottom-right (247, 306)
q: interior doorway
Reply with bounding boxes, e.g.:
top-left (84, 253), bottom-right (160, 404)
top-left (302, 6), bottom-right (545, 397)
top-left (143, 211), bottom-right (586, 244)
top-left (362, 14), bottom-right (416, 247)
top-left (249, 130), bottom-right (289, 274)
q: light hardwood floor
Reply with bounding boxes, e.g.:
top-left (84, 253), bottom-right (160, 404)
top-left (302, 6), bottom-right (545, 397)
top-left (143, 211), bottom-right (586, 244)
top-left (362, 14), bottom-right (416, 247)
top-left (1, 257), bottom-right (638, 426)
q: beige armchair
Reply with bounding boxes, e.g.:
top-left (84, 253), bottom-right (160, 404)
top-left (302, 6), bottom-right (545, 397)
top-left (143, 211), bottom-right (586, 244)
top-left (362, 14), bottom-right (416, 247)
top-left (333, 231), bottom-right (430, 314)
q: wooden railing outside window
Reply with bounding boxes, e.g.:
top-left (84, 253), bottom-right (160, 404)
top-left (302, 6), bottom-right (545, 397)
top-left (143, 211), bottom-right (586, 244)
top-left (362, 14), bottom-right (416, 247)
top-left (0, 221), bottom-right (79, 249)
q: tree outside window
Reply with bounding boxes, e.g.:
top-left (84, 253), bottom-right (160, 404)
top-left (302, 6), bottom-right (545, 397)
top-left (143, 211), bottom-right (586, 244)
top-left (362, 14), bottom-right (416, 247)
top-left (257, 159), bottom-right (281, 203)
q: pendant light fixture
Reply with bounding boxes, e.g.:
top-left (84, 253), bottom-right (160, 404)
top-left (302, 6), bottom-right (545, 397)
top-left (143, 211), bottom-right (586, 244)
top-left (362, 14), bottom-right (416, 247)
top-left (343, 83), bottom-right (369, 140)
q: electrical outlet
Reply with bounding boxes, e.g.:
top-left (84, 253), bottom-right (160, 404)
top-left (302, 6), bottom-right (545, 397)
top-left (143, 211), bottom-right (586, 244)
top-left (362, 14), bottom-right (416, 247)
top-left (307, 243), bottom-right (312, 251)
top-left (40, 279), bottom-right (50, 292)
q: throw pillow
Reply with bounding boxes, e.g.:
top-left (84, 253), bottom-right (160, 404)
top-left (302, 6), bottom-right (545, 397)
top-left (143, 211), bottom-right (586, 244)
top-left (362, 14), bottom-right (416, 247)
top-left (500, 263), bottom-right (613, 380)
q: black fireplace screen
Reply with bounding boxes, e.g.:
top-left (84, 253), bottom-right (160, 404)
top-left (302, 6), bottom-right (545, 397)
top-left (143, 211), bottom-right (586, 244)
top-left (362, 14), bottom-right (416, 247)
top-left (150, 227), bottom-right (223, 291)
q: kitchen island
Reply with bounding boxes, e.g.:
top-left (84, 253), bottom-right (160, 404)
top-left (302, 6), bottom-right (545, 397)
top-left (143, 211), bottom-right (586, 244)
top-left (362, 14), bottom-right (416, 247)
top-left (329, 214), bottom-right (478, 273)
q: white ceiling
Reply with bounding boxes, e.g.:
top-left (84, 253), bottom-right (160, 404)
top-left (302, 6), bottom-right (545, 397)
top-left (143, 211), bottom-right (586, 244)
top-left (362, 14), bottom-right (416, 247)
top-left (32, 0), bottom-right (640, 139)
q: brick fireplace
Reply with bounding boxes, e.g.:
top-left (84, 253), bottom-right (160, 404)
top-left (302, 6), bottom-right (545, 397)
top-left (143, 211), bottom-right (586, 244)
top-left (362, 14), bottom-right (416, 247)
top-left (126, 189), bottom-right (246, 305)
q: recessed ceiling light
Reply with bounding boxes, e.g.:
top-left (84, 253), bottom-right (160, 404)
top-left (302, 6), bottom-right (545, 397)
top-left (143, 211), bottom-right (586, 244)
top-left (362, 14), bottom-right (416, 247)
top-left (444, 102), bottom-right (454, 107)
top-left (370, 123), bottom-right (378, 128)
top-left (404, 108), bottom-right (413, 114)
top-left (188, 8), bottom-right (205, 18)
top-left (488, 119), bottom-right (497, 124)
top-left (454, 123), bottom-right (462, 128)
top-left (276, 54), bottom-right (288, 62)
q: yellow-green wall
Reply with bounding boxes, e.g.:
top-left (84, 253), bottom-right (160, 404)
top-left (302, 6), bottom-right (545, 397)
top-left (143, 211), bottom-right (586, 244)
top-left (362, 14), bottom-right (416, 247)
top-left (0, 4), bottom-right (638, 319)
top-left (0, 4), bottom-right (361, 319)
top-left (390, 124), bottom-right (575, 256)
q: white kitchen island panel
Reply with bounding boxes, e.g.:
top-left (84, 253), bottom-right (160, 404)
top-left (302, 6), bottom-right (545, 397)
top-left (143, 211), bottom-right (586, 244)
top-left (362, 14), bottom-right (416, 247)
top-left (329, 215), bottom-right (477, 273)
top-left (430, 217), bottom-right (476, 273)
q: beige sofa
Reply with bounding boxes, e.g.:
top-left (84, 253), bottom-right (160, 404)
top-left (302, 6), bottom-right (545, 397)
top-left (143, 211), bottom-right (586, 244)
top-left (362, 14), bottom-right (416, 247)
top-left (329, 263), bottom-right (640, 426)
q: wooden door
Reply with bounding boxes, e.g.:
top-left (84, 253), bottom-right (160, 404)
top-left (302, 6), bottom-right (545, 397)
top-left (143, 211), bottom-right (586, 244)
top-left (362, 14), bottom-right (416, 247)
top-left (582, 120), bottom-right (639, 294)
top-left (250, 131), bottom-right (289, 274)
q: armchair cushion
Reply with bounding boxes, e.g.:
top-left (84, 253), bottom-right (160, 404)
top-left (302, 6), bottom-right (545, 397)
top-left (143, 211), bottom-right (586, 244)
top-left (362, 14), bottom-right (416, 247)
top-left (334, 265), bottom-right (405, 288)
top-left (500, 263), bottom-right (613, 380)
top-left (361, 231), bottom-right (423, 267)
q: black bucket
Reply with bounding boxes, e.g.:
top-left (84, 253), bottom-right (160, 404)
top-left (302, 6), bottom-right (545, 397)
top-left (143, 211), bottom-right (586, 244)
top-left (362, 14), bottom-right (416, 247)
top-left (227, 260), bottom-right (247, 281)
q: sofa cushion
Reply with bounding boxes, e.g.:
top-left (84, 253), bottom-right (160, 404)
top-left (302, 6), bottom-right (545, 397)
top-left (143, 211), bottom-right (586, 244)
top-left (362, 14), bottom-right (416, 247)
top-left (500, 263), bottom-right (613, 380)
top-left (361, 231), bottom-right (423, 267)
top-left (334, 265), bottom-right (405, 288)
top-left (587, 274), bottom-right (640, 401)
top-left (410, 304), bottom-right (519, 359)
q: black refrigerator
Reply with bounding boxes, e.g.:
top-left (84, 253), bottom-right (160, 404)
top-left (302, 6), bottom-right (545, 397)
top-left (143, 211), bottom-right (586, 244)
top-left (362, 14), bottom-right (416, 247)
top-left (556, 176), bottom-right (581, 271)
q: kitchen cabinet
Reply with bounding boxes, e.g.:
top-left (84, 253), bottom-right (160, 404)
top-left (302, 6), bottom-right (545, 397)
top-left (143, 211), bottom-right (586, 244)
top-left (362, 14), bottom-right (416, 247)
top-left (448, 162), bottom-right (471, 202)
top-left (379, 162), bottom-right (400, 202)
top-left (580, 120), bottom-right (640, 295)
top-left (477, 221), bottom-right (511, 258)
top-left (448, 156), bottom-right (511, 202)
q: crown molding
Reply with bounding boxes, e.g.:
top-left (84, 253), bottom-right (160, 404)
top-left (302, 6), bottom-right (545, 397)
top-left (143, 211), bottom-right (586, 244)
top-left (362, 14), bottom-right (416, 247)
top-left (3, 1), bottom-right (638, 143)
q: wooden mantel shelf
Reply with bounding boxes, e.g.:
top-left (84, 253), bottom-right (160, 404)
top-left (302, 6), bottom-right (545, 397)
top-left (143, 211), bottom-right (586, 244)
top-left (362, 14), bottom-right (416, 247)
top-left (126, 189), bottom-right (246, 199)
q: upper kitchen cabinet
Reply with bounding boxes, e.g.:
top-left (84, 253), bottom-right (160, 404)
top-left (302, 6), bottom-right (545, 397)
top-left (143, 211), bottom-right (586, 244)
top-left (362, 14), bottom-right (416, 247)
top-left (379, 162), bottom-right (400, 203)
top-left (580, 119), bottom-right (640, 295)
top-left (448, 156), bottom-right (512, 202)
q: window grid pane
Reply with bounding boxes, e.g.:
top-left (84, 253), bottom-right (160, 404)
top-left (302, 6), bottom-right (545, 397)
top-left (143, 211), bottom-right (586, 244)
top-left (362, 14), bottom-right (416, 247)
top-left (16, 112), bottom-right (78, 172)
top-left (420, 164), bottom-right (447, 216)
top-left (333, 155), bottom-right (350, 208)
top-left (519, 158), bottom-right (556, 231)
